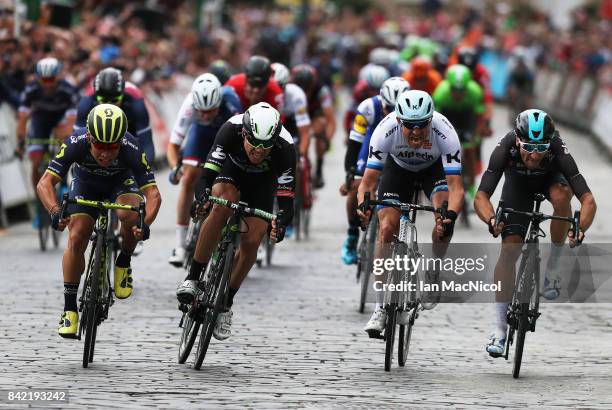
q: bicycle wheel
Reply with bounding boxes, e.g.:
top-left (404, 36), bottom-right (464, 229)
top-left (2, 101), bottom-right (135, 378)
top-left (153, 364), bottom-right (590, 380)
top-left (82, 233), bottom-right (103, 368)
top-left (512, 255), bottom-right (536, 378)
top-left (294, 198), bottom-right (302, 242)
top-left (302, 208), bottom-right (310, 239)
top-left (265, 236), bottom-right (274, 266)
top-left (359, 215), bottom-right (378, 313)
top-left (384, 304), bottom-right (397, 372)
top-left (398, 309), bottom-right (416, 367)
top-left (193, 242), bottom-right (233, 370)
top-left (178, 311), bottom-right (200, 364)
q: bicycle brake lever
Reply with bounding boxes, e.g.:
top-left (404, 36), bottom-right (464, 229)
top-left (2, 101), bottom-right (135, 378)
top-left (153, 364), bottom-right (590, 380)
top-left (138, 202), bottom-right (145, 229)
top-left (60, 192), bottom-right (69, 219)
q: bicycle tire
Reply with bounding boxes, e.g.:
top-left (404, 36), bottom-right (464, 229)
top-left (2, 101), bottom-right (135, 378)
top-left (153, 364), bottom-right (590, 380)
top-left (384, 304), bottom-right (397, 372)
top-left (265, 236), bottom-right (274, 266)
top-left (512, 254), bottom-right (536, 378)
top-left (513, 303), bottom-right (528, 378)
top-left (82, 233), bottom-right (103, 368)
top-left (358, 215), bottom-right (378, 313)
top-left (178, 312), bottom-right (201, 364)
top-left (294, 198), bottom-right (302, 242)
top-left (398, 316), bottom-right (414, 367)
top-left (194, 242), bottom-right (233, 370)
top-left (302, 208), bottom-right (310, 239)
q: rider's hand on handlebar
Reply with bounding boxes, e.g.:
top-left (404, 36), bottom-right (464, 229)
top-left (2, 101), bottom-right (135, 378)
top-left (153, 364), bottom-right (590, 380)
top-left (567, 228), bottom-right (584, 248)
top-left (51, 211), bottom-right (70, 231)
top-left (168, 166), bottom-right (183, 185)
top-left (436, 210), bottom-right (457, 239)
top-left (339, 181), bottom-right (349, 196)
top-left (132, 223), bottom-right (150, 241)
top-left (356, 201), bottom-right (371, 229)
top-left (269, 219), bottom-right (285, 243)
top-left (488, 217), bottom-right (504, 238)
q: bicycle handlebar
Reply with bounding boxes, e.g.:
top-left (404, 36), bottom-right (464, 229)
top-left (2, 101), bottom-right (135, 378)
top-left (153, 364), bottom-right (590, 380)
top-left (362, 192), bottom-right (447, 215)
top-left (195, 193), bottom-right (277, 223)
top-left (495, 200), bottom-right (580, 239)
top-left (60, 193), bottom-right (145, 229)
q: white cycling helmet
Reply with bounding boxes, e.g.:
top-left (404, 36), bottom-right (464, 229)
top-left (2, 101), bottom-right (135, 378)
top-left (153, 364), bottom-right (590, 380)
top-left (380, 77), bottom-right (410, 109)
top-left (271, 62), bottom-right (290, 88)
top-left (242, 102), bottom-right (282, 148)
top-left (191, 73), bottom-right (222, 110)
top-left (364, 64), bottom-right (390, 90)
top-left (395, 89), bottom-right (434, 122)
top-left (36, 57), bottom-right (61, 78)
top-left (369, 47), bottom-right (390, 66)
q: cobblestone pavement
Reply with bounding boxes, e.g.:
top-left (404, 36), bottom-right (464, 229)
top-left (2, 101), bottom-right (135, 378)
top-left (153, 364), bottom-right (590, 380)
top-left (1, 100), bottom-right (611, 409)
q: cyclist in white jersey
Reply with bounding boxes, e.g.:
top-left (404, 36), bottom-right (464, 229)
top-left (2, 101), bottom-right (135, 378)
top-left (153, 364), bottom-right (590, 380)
top-left (357, 89), bottom-right (465, 336)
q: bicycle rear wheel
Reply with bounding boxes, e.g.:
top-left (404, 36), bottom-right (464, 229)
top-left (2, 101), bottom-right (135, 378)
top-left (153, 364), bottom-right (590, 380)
top-left (82, 233), bottom-right (103, 368)
top-left (194, 242), bottom-right (233, 370)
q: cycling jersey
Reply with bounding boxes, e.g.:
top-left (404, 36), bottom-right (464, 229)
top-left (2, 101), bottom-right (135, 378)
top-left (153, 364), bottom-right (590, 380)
top-left (305, 82), bottom-right (333, 118)
top-left (471, 64), bottom-right (493, 104)
top-left (19, 79), bottom-right (79, 121)
top-left (346, 95), bottom-right (385, 175)
top-left (280, 83), bottom-right (310, 137)
top-left (224, 73), bottom-right (284, 112)
top-left (366, 111), bottom-right (462, 175)
top-left (170, 86), bottom-right (242, 166)
top-left (402, 69), bottom-right (442, 95)
top-left (47, 128), bottom-right (156, 190)
top-left (478, 131), bottom-right (590, 199)
top-left (75, 82), bottom-right (154, 162)
top-left (432, 79), bottom-right (484, 140)
top-left (344, 80), bottom-right (378, 133)
top-left (201, 114), bottom-right (296, 225)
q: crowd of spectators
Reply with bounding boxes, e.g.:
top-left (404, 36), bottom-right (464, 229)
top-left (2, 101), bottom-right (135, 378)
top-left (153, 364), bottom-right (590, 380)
top-left (0, 0), bottom-right (610, 113)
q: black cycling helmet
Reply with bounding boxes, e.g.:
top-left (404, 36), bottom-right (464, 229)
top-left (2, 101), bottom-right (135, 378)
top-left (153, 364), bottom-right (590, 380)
top-left (457, 47), bottom-right (478, 71)
top-left (94, 67), bottom-right (125, 101)
top-left (208, 59), bottom-right (232, 84)
top-left (515, 109), bottom-right (556, 143)
top-left (291, 64), bottom-right (317, 92)
top-left (245, 55), bottom-right (272, 87)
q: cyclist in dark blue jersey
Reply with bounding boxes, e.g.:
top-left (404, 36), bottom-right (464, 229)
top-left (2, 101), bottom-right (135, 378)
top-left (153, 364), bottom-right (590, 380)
top-left (36, 104), bottom-right (162, 339)
top-left (166, 73), bottom-right (242, 266)
top-left (16, 57), bottom-right (79, 194)
top-left (74, 67), bottom-right (155, 164)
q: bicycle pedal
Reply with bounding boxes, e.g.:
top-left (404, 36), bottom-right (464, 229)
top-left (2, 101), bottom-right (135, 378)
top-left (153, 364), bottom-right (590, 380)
top-left (366, 329), bottom-right (385, 339)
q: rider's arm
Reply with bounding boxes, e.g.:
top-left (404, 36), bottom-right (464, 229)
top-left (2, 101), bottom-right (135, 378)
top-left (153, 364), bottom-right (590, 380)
top-left (474, 133), bottom-right (512, 223)
top-left (167, 94), bottom-right (194, 169)
top-left (552, 136), bottom-right (597, 231)
top-left (16, 88), bottom-right (31, 142)
top-left (126, 134), bottom-right (161, 226)
top-left (320, 87), bottom-right (336, 140)
top-left (293, 86), bottom-right (311, 157)
top-left (436, 115), bottom-right (464, 213)
top-left (356, 118), bottom-right (388, 204)
top-left (345, 101), bottom-right (372, 172)
top-left (201, 120), bottom-right (237, 191)
top-left (357, 167), bottom-right (381, 206)
top-left (132, 97), bottom-right (153, 146)
top-left (141, 185), bottom-right (162, 226)
top-left (36, 171), bottom-right (62, 215)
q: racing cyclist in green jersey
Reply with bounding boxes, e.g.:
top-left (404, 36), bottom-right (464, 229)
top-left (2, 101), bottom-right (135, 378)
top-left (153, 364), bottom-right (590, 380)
top-left (432, 64), bottom-right (486, 203)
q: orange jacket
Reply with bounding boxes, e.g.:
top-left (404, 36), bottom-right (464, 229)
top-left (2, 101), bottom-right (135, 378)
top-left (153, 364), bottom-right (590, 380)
top-left (402, 69), bottom-right (442, 95)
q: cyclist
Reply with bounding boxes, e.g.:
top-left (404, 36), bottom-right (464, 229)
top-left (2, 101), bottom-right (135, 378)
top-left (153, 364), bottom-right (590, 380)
top-left (401, 55), bottom-right (442, 95)
top-left (432, 64), bottom-right (485, 203)
top-left (15, 57), bottom-right (79, 198)
top-left (291, 64), bottom-right (336, 189)
top-left (225, 55), bottom-right (284, 112)
top-left (36, 104), bottom-right (162, 338)
top-left (357, 90), bottom-right (464, 336)
top-left (506, 49), bottom-right (535, 126)
top-left (75, 67), bottom-right (155, 165)
top-left (166, 73), bottom-right (242, 266)
top-left (474, 109), bottom-right (596, 357)
top-left (176, 103), bottom-right (295, 340)
top-left (208, 59), bottom-right (233, 85)
top-left (340, 77), bottom-right (410, 265)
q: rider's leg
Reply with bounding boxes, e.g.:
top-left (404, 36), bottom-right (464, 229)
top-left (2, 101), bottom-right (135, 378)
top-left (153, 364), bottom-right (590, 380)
top-left (342, 179), bottom-right (361, 264)
top-left (187, 182), bottom-right (238, 281)
top-left (175, 164), bottom-right (202, 249)
top-left (312, 116), bottom-right (327, 187)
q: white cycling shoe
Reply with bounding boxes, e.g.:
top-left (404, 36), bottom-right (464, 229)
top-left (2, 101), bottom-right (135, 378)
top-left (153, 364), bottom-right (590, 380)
top-left (176, 279), bottom-right (198, 304)
top-left (486, 331), bottom-right (506, 358)
top-left (168, 247), bottom-right (186, 268)
top-left (364, 307), bottom-right (387, 337)
top-left (213, 310), bottom-right (233, 340)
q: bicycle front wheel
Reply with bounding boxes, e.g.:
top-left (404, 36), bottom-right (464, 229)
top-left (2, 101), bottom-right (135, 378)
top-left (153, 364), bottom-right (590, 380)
top-left (384, 304), bottom-right (397, 372)
top-left (178, 312), bottom-right (200, 364)
top-left (194, 242), bottom-right (233, 370)
top-left (82, 233), bottom-right (103, 368)
top-left (512, 254), bottom-right (537, 378)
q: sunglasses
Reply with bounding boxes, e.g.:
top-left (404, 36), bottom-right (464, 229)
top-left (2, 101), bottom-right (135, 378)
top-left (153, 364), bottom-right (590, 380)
top-left (400, 118), bottom-right (431, 130)
top-left (40, 76), bottom-right (57, 84)
top-left (243, 128), bottom-right (274, 150)
top-left (90, 138), bottom-right (121, 151)
top-left (96, 94), bottom-right (124, 104)
top-left (247, 79), bottom-right (267, 88)
top-left (519, 141), bottom-right (550, 153)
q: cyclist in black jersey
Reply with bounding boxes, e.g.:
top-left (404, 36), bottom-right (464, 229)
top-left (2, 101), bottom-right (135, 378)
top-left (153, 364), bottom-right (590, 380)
top-left (36, 104), bottom-right (162, 339)
top-left (176, 102), bottom-right (296, 340)
top-left (474, 109), bottom-right (597, 356)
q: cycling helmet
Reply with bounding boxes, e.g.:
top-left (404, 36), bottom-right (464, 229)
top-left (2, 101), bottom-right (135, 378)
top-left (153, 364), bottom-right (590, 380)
top-left (191, 73), bottom-right (222, 110)
top-left (395, 89), bottom-right (434, 122)
top-left (36, 57), bottom-right (61, 78)
top-left (87, 104), bottom-right (128, 144)
top-left (364, 64), bottom-right (390, 90)
top-left (457, 47), bottom-right (478, 71)
top-left (242, 102), bottom-right (282, 149)
top-left (369, 47), bottom-right (390, 66)
top-left (515, 109), bottom-right (555, 143)
top-left (271, 62), bottom-right (290, 88)
top-left (245, 55), bottom-right (272, 87)
top-left (291, 64), bottom-right (317, 92)
top-left (208, 59), bottom-right (232, 84)
top-left (446, 64), bottom-right (471, 90)
top-left (380, 77), bottom-right (410, 109)
top-left (94, 67), bottom-right (125, 100)
top-left (410, 55), bottom-right (432, 77)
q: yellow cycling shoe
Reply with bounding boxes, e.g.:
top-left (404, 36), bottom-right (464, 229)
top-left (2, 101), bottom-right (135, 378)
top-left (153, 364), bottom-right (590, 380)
top-left (114, 266), bottom-right (133, 299)
top-left (58, 311), bottom-right (78, 339)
